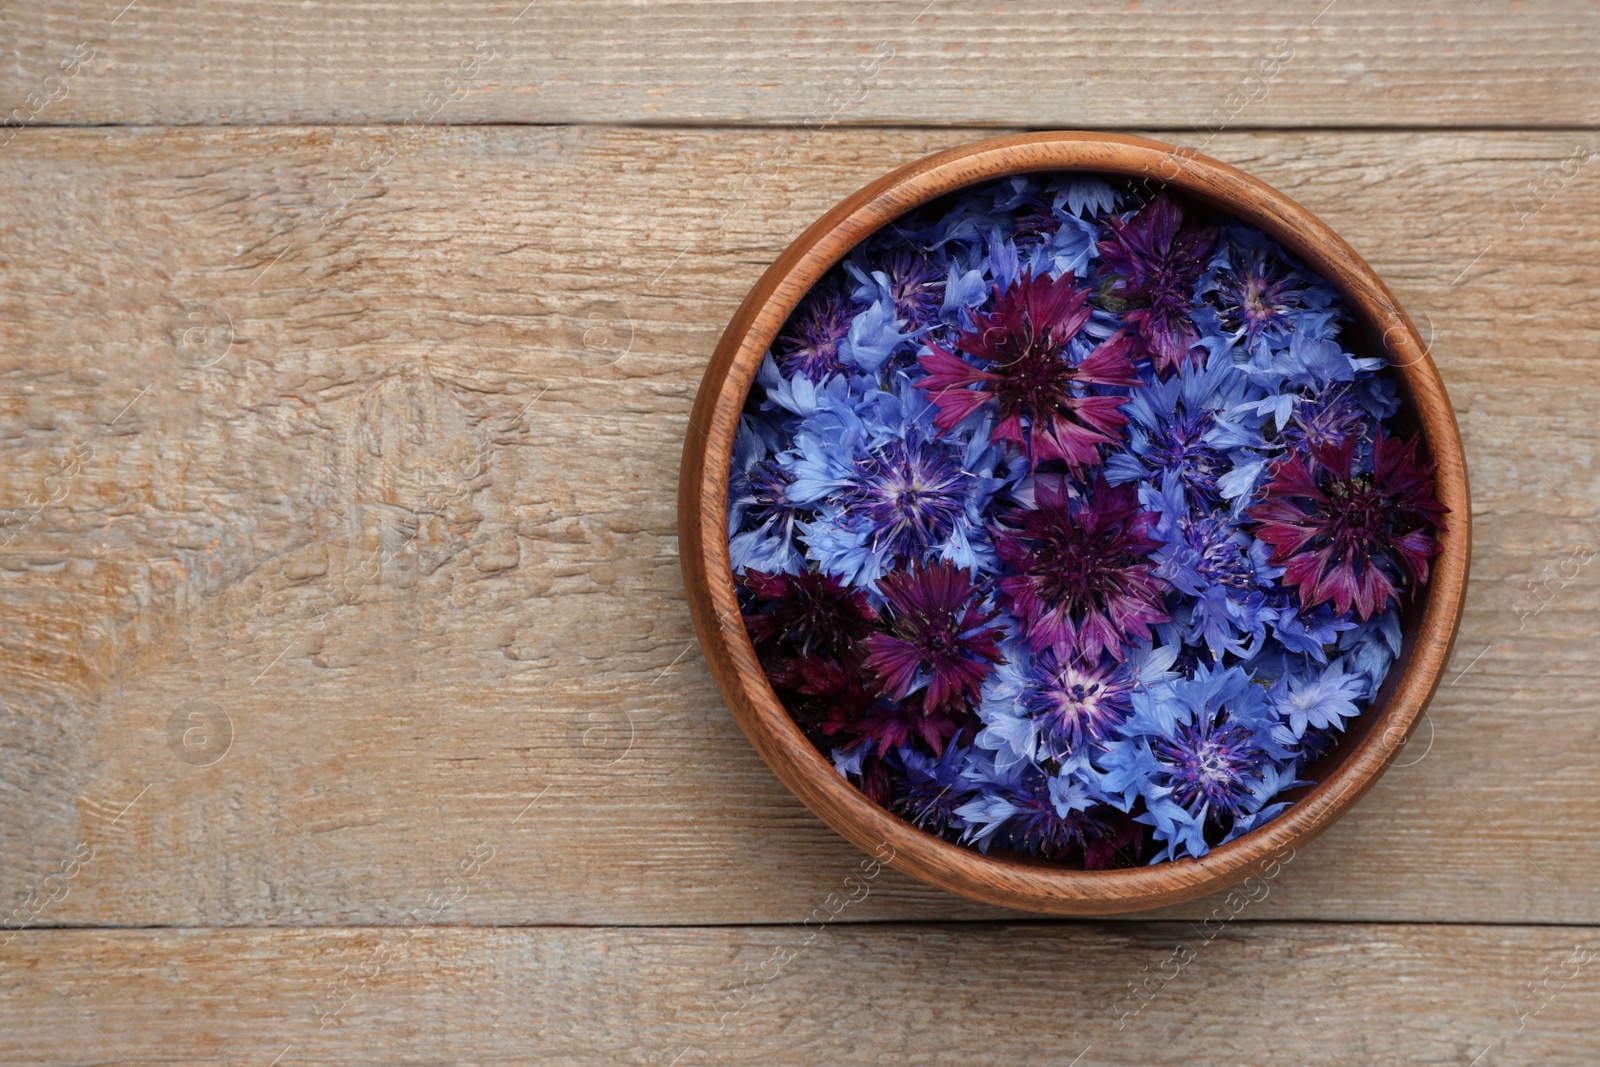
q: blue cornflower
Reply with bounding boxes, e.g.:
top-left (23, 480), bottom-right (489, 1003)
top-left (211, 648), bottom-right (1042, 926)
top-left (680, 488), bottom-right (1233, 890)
top-left (1219, 760), bottom-right (1310, 845)
top-left (1265, 589), bottom-right (1360, 662)
top-left (1269, 661), bottom-right (1366, 738)
top-left (1052, 175), bottom-right (1120, 219)
top-left (1147, 718), bottom-right (1275, 842)
top-left (774, 287), bottom-right (855, 380)
top-left (727, 415), bottom-right (807, 574)
top-left (1144, 474), bottom-right (1281, 659)
top-left (1274, 382), bottom-right (1371, 456)
top-left (1336, 605), bottom-right (1403, 699)
top-left (846, 245), bottom-right (947, 333)
top-left (954, 756), bottom-right (1108, 858)
top-left (976, 644), bottom-right (1138, 769)
top-left (789, 388), bottom-right (1003, 586)
top-left (1105, 350), bottom-right (1257, 509)
top-left (754, 352), bottom-right (852, 420)
top-left (1019, 212), bottom-right (1099, 279)
top-left (1200, 223), bottom-right (1340, 353)
top-left (893, 742), bottom-right (976, 834)
top-left (1236, 329), bottom-right (1384, 394)
top-left (941, 255), bottom-right (990, 326)
top-left (1098, 663), bottom-right (1291, 858)
top-left (837, 298), bottom-right (918, 375)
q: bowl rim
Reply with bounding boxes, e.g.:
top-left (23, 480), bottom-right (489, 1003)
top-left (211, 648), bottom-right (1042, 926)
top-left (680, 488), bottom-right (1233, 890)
top-left (678, 131), bottom-right (1471, 914)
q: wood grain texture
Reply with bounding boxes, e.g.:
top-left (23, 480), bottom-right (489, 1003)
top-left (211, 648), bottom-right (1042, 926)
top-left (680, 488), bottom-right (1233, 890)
top-left (2, 923), bottom-right (1598, 1065)
top-left (679, 131), bottom-right (1470, 915)
top-left (2, 1), bottom-right (1600, 128)
top-left (0, 126), bottom-right (1597, 929)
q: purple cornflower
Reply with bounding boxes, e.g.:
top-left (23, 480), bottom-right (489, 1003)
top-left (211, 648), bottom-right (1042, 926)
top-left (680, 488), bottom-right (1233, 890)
top-left (775, 289), bottom-right (853, 379)
top-left (844, 430), bottom-right (974, 563)
top-left (1208, 237), bottom-right (1316, 347)
top-left (744, 459), bottom-right (795, 528)
top-left (1250, 429), bottom-right (1447, 620)
top-left (993, 477), bottom-right (1170, 662)
top-left (1098, 194), bottom-right (1218, 376)
top-left (1144, 410), bottom-right (1228, 505)
top-left (876, 247), bottom-right (946, 331)
top-left (1010, 650), bottom-right (1134, 762)
top-left (1278, 383), bottom-right (1368, 456)
top-left (739, 569), bottom-right (878, 661)
top-left (917, 271), bottom-right (1142, 473)
top-left (1151, 714), bottom-right (1274, 823)
top-left (957, 763), bottom-right (1107, 859)
top-left (864, 560), bottom-right (1005, 714)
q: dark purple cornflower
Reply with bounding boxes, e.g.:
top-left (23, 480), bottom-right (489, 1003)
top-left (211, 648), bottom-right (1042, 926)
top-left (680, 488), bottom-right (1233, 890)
top-left (1017, 649), bottom-right (1134, 762)
top-left (993, 477), bottom-right (1170, 663)
top-left (1151, 714), bottom-right (1273, 823)
top-left (1249, 429), bottom-right (1447, 620)
top-left (851, 698), bottom-right (967, 757)
top-left (1098, 194), bottom-right (1218, 376)
top-left (739, 569), bottom-right (879, 660)
top-left (1081, 808), bottom-right (1146, 870)
top-left (843, 430), bottom-right (973, 564)
top-left (917, 271), bottom-right (1141, 473)
top-left (858, 751), bottom-right (894, 807)
top-left (863, 560), bottom-right (1005, 714)
top-left (1210, 242), bottom-right (1312, 347)
top-left (775, 289), bottom-right (852, 379)
top-left (1013, 199), bottom-right (1059, 243)
top-left (877, 247), bottom-right (946, 331)
top-left (780, 654), bottom-right (874, 737)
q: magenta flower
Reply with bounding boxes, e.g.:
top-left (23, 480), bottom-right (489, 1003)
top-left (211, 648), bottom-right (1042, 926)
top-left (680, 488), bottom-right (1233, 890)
top-left (993, 476), bottom-right (1170, 662)
top-left (1098, 194), bottom-right (1218, 376)
top-left (916, 271), bottom-right (1141, 473)
top-left (864, 560), bottom-right (1005, 715)
top-left (1249, 429), bottom-right (1448, 620)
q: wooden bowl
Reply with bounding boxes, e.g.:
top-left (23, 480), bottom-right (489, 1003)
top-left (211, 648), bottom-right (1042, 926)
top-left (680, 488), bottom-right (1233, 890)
top-left (678, 132), bottom-right (1470, 914)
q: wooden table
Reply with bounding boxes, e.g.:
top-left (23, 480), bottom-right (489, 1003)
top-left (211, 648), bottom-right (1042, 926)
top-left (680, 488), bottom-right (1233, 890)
top-left (2, 3), bottom-right (1597, 1063)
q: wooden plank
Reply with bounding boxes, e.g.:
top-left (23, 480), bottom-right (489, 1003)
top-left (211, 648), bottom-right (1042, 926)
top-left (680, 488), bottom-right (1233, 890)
top-left (1, 923), bottom-right (1596, 1064)
top-left (0, 126), bottom-right (1597, 927)
top-left (2, 1), bottom-right (1600, 128)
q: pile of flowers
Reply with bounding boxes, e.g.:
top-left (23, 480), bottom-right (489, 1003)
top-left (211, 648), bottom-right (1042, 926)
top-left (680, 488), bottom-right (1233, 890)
top-left (728, 174), bottom-right (1446, 866)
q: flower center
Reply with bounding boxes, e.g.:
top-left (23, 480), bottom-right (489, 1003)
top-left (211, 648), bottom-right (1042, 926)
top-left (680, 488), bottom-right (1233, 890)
top-left (1153, 409), bottom-right (1226, 502)
top-left (1326, 476), bottom-right (1389, 556)
top-left (1153, 719), bottom-right (1264, 820)
top-left (852, 436), bottom-right (969, 560)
